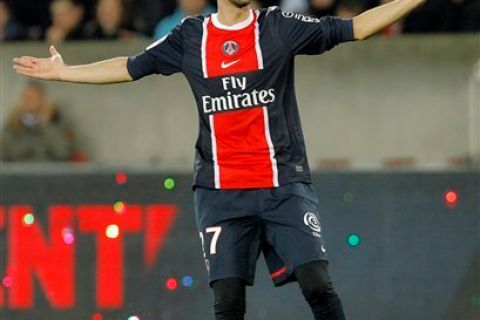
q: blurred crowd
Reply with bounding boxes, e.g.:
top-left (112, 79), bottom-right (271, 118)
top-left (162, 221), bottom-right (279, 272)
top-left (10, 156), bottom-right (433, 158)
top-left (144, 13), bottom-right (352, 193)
top-left (1, 0), bottom-right (479, 42)
top-left (1, 82), bottom-right (86, 162)
top-left (1, 0), bottom-right (478, 163)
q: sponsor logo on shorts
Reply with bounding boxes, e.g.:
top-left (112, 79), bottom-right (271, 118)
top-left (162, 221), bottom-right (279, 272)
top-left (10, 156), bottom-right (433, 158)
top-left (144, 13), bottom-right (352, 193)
top-left (304, 212), bottom-right (321, 237)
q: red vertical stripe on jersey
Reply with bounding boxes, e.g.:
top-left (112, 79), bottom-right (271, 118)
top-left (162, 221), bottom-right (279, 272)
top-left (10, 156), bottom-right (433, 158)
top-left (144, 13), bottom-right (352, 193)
top-left (203, 12), bottom-right (277, 189)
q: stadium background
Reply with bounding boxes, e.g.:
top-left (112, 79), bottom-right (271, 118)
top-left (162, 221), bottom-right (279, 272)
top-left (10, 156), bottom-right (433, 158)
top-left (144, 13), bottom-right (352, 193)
top-left (1, 0), bottom-right (480, 319)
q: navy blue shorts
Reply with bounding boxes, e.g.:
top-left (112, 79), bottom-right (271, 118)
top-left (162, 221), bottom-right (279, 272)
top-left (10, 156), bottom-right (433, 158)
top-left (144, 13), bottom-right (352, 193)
top-left (194, 183), bottom-right (328, 287)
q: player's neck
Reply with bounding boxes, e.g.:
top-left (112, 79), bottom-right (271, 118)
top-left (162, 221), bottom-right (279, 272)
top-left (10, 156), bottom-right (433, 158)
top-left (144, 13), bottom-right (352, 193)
top-left (216, 2), bottom-right (251, 27)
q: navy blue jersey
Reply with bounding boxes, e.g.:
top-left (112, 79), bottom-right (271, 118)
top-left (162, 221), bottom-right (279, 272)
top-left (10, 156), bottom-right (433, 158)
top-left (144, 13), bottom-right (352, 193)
top-left (127, 7), bottom-right (354, 190)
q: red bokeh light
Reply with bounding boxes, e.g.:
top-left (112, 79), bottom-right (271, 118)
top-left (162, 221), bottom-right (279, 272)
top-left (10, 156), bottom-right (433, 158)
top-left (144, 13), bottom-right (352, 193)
top-left (0, 208), bottom-right (5, 229)
top-left (116, 172), bottom-right (128, 185)
top-left (2, 276), bottom-right (13, 288)
top-left (92, 313), bottom-right (103, 320)
top-left (166, 278), bottom-right (178, 291)
top-left (444, 190), bottom-right (458, 208)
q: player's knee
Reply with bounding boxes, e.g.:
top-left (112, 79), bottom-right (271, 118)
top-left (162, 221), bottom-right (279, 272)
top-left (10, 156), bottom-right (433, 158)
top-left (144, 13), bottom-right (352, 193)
top-left (212, 278), bottom-right (246, 319)
top-left (295, 261), bottom-right (338, 308)
top-left (302, 280), bottom-right (338, 308)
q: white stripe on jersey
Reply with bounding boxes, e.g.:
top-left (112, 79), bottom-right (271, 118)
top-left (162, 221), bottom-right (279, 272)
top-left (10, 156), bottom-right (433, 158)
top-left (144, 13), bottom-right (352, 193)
top-left (254, 11), bottom-right (264, 70)
top-left (209, 115), bottom-right (221, 189)
top-left (263, 107), bottom-right (279, 187)
top-left (201, 17), bottom-right (210, 78)
top-left (146, 35), bottom-right (168, 51)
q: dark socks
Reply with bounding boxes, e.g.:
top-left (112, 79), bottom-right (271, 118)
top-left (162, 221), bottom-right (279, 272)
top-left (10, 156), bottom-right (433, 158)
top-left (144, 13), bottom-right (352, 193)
top-left (210, 261), bottom-right (345, 320)
top-left (212, 278), bottom-right (246, 320)
top-left (295, 260), bottom-right (346, 320)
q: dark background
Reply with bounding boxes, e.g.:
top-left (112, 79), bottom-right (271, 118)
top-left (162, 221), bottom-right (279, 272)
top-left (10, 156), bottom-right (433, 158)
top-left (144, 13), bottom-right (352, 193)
top-left (0, 171), bottom-right (478, 320)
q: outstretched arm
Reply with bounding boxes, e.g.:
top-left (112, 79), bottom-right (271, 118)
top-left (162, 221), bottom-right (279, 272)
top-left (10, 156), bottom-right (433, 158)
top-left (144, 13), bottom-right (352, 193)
top-left (353, 0), bottom-right (426, 40)
top-left (13, 46), bottom-right (133, 84)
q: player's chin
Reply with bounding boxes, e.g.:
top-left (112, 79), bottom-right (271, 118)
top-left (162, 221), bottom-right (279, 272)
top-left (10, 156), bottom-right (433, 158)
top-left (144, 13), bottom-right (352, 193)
top-left (228, 0), bottom-right (252, 8)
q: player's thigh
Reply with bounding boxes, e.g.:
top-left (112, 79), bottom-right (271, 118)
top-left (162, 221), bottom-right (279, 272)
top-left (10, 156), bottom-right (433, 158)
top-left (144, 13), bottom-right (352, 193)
top-left (194, 187), bottom-right (262, 285)
top-left (263, 183), bottom-right (327, 270)
top-left (198, 218), bottom-right (262, 285)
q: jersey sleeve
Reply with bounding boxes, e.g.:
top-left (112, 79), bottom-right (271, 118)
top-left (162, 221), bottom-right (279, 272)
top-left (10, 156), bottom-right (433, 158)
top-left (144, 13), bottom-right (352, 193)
top-left (273, 9), bottom-right (354, 55)
top-left (127, 24), bottom-right (184, 79)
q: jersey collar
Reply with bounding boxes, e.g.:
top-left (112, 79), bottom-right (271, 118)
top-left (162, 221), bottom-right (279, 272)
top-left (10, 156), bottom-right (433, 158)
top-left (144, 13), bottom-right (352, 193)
top-left (211, 10), bottom-right (254, 31)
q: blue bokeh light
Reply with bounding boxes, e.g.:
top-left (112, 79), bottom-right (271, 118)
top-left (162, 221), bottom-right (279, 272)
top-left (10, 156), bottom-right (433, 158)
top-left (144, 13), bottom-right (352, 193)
top-left (182, 276), bottom-right (194, 287)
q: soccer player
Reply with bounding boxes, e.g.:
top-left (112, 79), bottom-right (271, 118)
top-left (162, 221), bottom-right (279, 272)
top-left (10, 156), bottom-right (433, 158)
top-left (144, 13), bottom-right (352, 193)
top-left (13, 0), bottom-right (426, 318)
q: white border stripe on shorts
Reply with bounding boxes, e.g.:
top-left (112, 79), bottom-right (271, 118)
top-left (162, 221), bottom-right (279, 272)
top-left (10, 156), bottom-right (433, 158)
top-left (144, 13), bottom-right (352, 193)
top-left (209, 115), bottom-right (221, 189)
top-left (262, 107), bottom-right (279, 187)
top-left (201, 17), bottom-right (210, 78)
top-left (254, 11), bottom-right (264, 70)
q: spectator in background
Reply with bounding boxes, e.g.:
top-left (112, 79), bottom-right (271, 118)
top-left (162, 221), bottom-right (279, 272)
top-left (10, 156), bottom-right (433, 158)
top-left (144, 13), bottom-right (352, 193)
top-left (154, 0), bottom-right (214, 39)
top-left (281, 0), bottom-right (309, 12)
top-left (309, 0), bottom-right (337, 17)
top-left (335, 0), bottom-right (365, 18)
top-left (46, 0), bottom-right (84, 44)
top-left (0, 0), bottom-right (26, 41)
top-left (461, 0), bottom-right (480, 31)
top-left (254, 0), bottom-right (281, 8)
top-left (83, 0), bottom-right (137, 40)
top-left (1, 82), bottom-right (74, 162)
top-left (403, 0), bottom-right (480, 33)
top-left (5, 0), bottom-right (50, 39)
top-left (379, 0), bottom-right (403, 36)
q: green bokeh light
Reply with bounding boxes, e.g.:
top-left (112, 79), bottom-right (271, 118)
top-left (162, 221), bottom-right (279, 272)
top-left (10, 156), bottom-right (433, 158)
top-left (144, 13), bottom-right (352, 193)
top-left (23, 213), bottom-right (35, 225)
top-left (343, 192), bottom-right (354, 203)
top-left (113, 201), bottom-right (126, 213)
top-left (347, 234), bottom-right (361, 247)
top-left (164, 178), bottom-right (176, 190)
top-left (471, 293), bottom-right (480, 308)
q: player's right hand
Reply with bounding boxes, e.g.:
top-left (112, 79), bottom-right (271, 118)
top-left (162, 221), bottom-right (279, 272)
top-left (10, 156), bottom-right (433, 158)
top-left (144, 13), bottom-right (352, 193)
top-left (13, 46), bottom-right (66, 81)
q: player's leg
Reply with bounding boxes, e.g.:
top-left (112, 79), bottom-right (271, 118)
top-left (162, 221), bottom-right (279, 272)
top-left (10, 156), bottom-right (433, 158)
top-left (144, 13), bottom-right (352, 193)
top-left (194, 187), bottom-right (262, 320)
top-left (261, 183), bottom-right (346, 319)
top-left (263, 244), bottom-right (346, 319)
top-left (199, 218), bottom-right (259, 320)
top-left (212, 278), bottom-right (247, 320)
top-left (294, 260), bottom-right (345, 320)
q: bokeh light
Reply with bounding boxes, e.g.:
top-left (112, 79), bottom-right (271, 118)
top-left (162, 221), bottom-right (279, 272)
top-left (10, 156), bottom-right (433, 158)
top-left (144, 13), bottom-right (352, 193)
top-left (61, 227), bottom-right (75, 245)
top-left (127, 316), bottom-right (140, 320)
top-left (166, 278), bottom-right (178, 291)
top-left (2, 276), bottom-right (13, 288)
top-left (92, 313), bottom-right (103, 320)
top-left (116, 172), bottom-right (128, 185)
top-left (182, 276), bottom-right (194, 287)
top-left (347, 234), bottom-right (361, 247)
top-left (164, 178), bottom-right (176, 190)
top-left (106, 224), bottom-right (120, 239)
top-left (343, 192), bottom-right (354, 203)
top-left (22, 213), bottom-right (35, 226)
top-left (470, 293), bottom-right (480, 307)
top-left (444, 190), bottom-right (458, 208)
top-left (114, 201), bottom-right (126, 214)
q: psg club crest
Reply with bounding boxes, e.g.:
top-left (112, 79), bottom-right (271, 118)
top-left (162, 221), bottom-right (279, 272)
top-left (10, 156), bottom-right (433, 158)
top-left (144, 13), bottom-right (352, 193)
top-left (222, 40), bottom-right (239, 56)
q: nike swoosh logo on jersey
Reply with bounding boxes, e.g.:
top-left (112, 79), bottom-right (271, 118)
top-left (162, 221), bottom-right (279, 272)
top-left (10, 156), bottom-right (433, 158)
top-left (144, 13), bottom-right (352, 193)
top-left (221, 59), bottom-right (241, 69)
